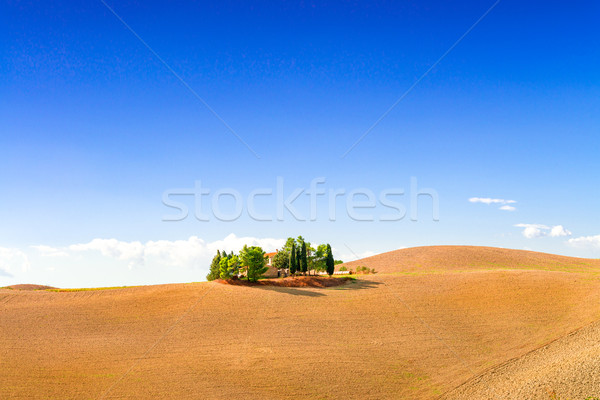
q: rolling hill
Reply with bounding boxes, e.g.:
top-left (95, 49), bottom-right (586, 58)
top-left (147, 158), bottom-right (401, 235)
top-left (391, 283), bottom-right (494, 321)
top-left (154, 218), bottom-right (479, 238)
top-left (2, 246), bottom-right (600, 399)
top-left (339, 245), bottom-right (600, 274)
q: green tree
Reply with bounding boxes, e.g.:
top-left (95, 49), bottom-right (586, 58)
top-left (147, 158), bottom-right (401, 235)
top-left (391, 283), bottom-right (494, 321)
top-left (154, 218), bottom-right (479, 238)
top-left (310, 244), bottom-right (327, 275)
top-left (300, 241), bottom-right (308, 275)
top-left (272, 250), bottom-right (289, 272)
top-left (304, 242), bottom-right (316, 275)
top-left (219, 257), bottom-right (231, 279)
top-left (326, 244), bottom-right (335, 276)
top-left (207, 250), bottom-right (221, 281)
top-left (282, 237), bottom-right (297, 255)
top-left (289, 244), bottom-right (297, 275)
top-left (218, 252), bottom-right (241, 280)
top-left (240, 245), bottom-right (268, 282)
top-left (228, 254), bottom-right (241, 277)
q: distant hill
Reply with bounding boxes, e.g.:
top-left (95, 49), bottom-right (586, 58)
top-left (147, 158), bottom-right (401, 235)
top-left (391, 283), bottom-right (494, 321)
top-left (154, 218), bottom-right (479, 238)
top-left (3, 284), bottom-right (56, 291)
top-left (338, 245), bottom-right (600, 274)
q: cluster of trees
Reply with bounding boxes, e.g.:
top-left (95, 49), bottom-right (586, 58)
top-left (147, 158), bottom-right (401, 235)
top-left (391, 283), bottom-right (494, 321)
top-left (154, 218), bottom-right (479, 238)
top-left (339, 265), bottom-right (377, 275)
top-left (271, 236), bottom-right (342, 276)
top-left (355, 266), bottom-right (377, 274)
top-left (206, 245), bottom-right (269, 282)
top-left (206, 236), bottom-right (343, 282)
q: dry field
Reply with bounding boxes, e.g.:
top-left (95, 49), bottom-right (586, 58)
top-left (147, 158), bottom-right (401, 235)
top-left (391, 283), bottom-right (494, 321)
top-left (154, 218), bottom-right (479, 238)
top-left (2, 246), bottom-right (600, 399)
top-left (339, 245), bottom-right (600, 274)
top-left (443, 318), bottom-right (600, 399)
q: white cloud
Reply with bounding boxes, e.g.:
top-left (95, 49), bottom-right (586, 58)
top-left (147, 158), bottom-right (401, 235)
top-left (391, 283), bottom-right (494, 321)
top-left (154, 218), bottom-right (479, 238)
top-left (549, 225), bottom-right (572, 237)
top-left (31, 245), bottom-right (69, 258)
top-left (143, 237), bottom-right (207, 268)
top-left (206, 233), bottom-right (285, 255)
top-left (515, 223), bottom-right (572, 239)
top-left (0, 247), bottom-right (30, 277)
top-left (70, 239), bottom-right (145, 269)
top-left (0, 235), bottom-right (286, 286)
top-left (567, 235), bottom-right (600, 249)
top-left (469, 197), bottom-right (517, 211)
top-left (68, 234), bottom-right (285, 270)
top-left (469, 197), bottom-right (516, 205)
top-left (515, 223), bottom-right (548, 238)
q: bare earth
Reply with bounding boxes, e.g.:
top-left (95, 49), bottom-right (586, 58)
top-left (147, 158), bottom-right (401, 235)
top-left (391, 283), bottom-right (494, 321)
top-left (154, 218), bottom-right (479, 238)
top-left (2, 246), bottom-right (600, 399)
top-left (443, 320), bottom-right (600, 399)
top-left (3, 284), bottom-right (57, 291)
top-left (339, 245), bottom-right (600, 274)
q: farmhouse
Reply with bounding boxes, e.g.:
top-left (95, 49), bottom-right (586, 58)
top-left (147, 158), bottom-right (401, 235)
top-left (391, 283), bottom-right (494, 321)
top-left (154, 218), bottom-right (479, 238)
top-left (264, 251), bottom-right (280, 278)
top-left (264, 250), bottom-right (348, 277)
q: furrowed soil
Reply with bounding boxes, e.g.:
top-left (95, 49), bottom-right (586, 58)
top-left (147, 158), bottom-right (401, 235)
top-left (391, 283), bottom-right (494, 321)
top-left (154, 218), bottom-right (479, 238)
top-left (442, 319), bottom-right (600, 399)
top-left (2, 246), bottom-right (600, 399)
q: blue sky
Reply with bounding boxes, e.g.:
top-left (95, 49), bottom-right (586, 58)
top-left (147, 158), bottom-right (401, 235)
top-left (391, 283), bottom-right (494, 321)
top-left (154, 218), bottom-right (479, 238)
top-left (1, 0), bottom-right (599, 287)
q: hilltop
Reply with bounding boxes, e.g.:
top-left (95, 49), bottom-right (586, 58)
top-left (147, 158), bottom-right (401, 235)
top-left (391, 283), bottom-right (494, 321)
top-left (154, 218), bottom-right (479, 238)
top-left (339, 245), bottom-right (600, 274)
top-left (3, 284), bottom-right (57, 291)
top-left (2, 246), bottom-right (600, 399)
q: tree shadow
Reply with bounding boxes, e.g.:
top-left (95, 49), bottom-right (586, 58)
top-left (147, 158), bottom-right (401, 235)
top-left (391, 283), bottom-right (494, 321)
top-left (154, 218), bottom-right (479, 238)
top-left (256, 285), bottom-right (327, 297)
top-left (326, 278), bottom-right (383, 291)
top-left (219, 276), bottom-right (383, 296)
top-left (249, 278), bottom-right (383, 296)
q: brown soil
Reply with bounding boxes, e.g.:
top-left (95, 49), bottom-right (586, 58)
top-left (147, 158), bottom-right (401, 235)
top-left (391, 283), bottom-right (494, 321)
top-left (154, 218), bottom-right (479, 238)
top-left (2, 246), bottom-right (600, 399)
top-left (338, 245), bottom-right (600, 274)
top-left (443, 319), bottom-right (600, 399)
top-left (218, 275), bottom-right (351, 288)
top-left (4, 284), bottom-right (57, 290)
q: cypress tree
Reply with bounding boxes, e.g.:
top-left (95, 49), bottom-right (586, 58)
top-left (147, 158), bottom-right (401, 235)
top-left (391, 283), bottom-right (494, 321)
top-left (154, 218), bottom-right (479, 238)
top-left (289, 244), bottom-right (297, 275)
top-left (326, 244), bottom-right (335, 276)
top-left (300, 241), bottom-right (308, 275)
top-left (207, 250), bottom-right (221, 281)
top-left (296, 247), bottom-right (301, 275)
